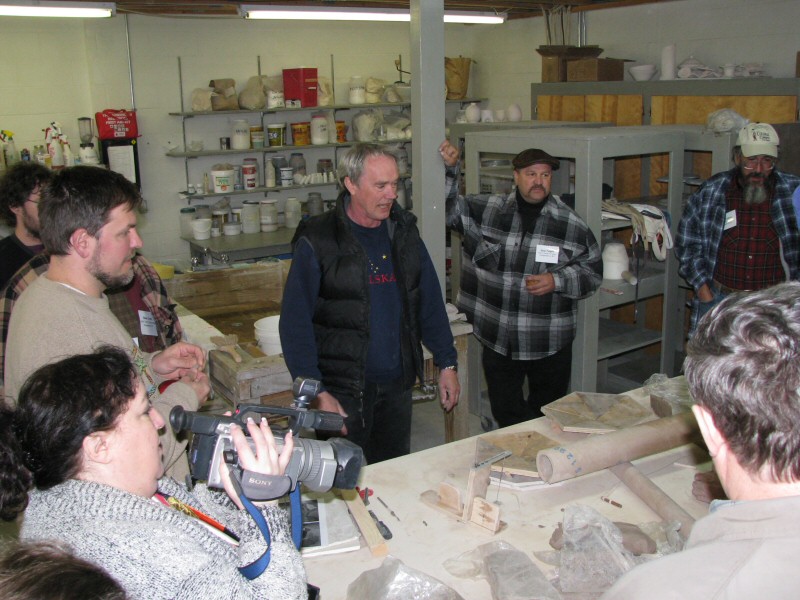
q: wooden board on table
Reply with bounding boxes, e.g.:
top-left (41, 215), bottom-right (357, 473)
top-left (542, 392), bottom-right (655, 434)
top-left (476, 432), bottom-right (557, 478)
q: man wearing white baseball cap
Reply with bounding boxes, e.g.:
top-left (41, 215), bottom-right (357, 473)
top-left (676, 122), bottom-right (800, 333)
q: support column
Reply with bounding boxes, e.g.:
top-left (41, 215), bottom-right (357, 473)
top-left (410, 0), bottom-right (446, 298)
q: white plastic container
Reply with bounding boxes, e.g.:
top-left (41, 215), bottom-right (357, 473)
top-left (242, 201), bottom-right (261, 234)
top-left (254, 315), bottom-right (282, 356)
top-left (285, 197), bottom-right (301, 229)
top-left (310, 114), bottom-right (329, 145)
top-left (260, 199), bottom-right (279, 232)
top-left (348, 76), bottom-right (366, 104)
top-left (191, 218), bottom-right (212, 240)
top-left (231, 119), bottom-right (251, 150)
top-left (211, 169), bottom-right (235, 193)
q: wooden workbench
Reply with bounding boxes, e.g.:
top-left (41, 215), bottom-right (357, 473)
top-left (303, 386), bottom-right (710, 599)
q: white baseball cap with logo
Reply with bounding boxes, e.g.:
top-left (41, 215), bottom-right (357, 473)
top-left (737, 123), bottom-right (780, 158)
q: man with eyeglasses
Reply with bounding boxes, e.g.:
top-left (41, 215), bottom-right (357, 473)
top-left (0, 162), bottom-right (51, 289)
top-left (676, 123), bottom-right (800, 333)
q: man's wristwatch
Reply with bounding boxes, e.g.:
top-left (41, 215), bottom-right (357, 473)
top-left (441, 364), bottom-right (458, 373)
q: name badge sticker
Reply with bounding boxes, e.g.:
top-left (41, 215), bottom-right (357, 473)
top-left (535, 244), bottom-right (560, 264)
top-left (138, 310), bottom-right (158, 337)
top-left (724, 210), bottom-right (737, 231)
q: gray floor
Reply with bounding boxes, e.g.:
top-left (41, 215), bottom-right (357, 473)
top-left (410, 395), bottom-right (488, 454)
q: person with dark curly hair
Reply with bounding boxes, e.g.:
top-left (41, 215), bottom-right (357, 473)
top-left (0, 540), bottom-right (128, 600)
top-left (0, 347), bottom-right (306, 600)
top-left (0, 162), bottom-right (51, 289)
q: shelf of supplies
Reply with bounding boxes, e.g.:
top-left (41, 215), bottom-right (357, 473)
top-left (182, 181), bottom-right (336, 199)
top-left (169, 98), bottom-right (486, 118)
top-left (598, 318), bottom-right (662, 360)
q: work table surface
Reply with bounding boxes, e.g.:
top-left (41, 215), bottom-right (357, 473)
top-left (304, 387), bottom-right (710, 599)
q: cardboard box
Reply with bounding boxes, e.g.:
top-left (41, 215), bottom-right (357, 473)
top-left (282, 67), bottom-right (318, 108)
top-left (567, 58), bottom-right (626, 82)
top-left (537, 45), bottom-right (603, 83)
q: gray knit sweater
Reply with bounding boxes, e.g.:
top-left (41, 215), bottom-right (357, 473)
top-left (21, 478), bottom-right (307, 599)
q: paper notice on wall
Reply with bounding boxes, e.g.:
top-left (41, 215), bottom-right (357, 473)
top-left (107, 144), bottom-right (137, 184)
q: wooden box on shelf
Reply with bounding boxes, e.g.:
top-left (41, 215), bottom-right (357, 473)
top-left (567, 58), bottom-right (627, 82)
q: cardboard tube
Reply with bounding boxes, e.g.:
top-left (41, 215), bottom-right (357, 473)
top-left (536, 413), bottom-right (698, 483)
top-left (610, 462), bottom-right (695, 539)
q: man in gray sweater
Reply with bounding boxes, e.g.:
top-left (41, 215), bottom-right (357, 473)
top-left (603, 282), bottom-right (800, 598)
top-left (5, 166), bottom-right (209, 480)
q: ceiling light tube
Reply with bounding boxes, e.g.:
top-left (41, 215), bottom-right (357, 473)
top-left (241, 5), bottom-right (505, 24)
top-left (0, 1), bottom-right (115, 18)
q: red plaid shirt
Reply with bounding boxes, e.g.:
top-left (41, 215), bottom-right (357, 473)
top-left (715, 177), bottom-right (783, 291)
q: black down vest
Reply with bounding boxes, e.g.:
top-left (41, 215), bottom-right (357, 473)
top-left (291, 192), bottom-right (425, 403)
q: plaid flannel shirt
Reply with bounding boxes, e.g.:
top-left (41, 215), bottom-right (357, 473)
top-left (0, 253), bottom-right (182, 385)
top-left (445, 167), bottom-right (602, 360)
top-left (676, 168), bottom-right (800, 327)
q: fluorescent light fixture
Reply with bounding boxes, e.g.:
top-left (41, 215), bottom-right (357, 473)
top-left (0, 1), bottom-right (115, 17)
top-left (241, 5), bottom-right (505, 24)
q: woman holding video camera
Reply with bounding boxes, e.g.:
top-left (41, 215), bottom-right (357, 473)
top-left (0, 346), bottom-right (307, 600)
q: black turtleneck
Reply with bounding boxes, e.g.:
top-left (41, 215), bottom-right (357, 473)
top-left (516, 188), bottom-right (548, 233)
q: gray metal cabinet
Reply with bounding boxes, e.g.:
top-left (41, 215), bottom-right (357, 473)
top-left (462, 126), bottom-right (686, 393)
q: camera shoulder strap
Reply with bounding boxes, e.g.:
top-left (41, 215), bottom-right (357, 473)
top-left (229, 467), bottom-right (303, 580)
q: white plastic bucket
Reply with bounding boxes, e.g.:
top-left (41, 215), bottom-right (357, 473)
top-left (254, 315), bottom-right (282, 356)
top-left (191, 218), bottom-right (212, 240)
top-left (211, 169), bottom-right (235, 193)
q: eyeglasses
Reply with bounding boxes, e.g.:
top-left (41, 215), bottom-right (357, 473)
top-left (25, 198), bottom-right (40, 205)
top-left (742, 156), bottom-right (776, 171)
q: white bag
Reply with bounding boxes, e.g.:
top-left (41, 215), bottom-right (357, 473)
top-left (629, 204), bottom-right (673, 261)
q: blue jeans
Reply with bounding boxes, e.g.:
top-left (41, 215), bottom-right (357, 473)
top-left (333, 377), bottom-right (412, 465)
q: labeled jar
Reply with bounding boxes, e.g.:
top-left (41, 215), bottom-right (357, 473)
top-left (264, 158), bottom-right (276, 187)
top-left (242, 163), bottom-right (258, 189)
top-left (231, 119), bottom-right (251, 150)
top-left (310, 113), bottom-right (329, 145)
top-left (212, 208), bottom-right (230, 226)
top-left (179, 206), bottom-right (196, 238)
top-left (348, 76), bottom-right (366, 104)
top-left (211, 215), bottom-right (222, 237)
top-left (279, 166), bottom-right (294, 187)
top-left (250, 126), bottom-right (264, 149)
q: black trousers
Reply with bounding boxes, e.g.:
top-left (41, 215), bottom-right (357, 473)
top-left (334, 377), bottom-right (412, 465)
top-left (482, 344), bottom-right (572, 428)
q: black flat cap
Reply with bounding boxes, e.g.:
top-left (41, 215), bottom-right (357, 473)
top-left (512, 148), bottom-right (560, 171)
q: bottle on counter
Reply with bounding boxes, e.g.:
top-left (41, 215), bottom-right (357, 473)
top-left (265, 158), bottom-right (276, 187)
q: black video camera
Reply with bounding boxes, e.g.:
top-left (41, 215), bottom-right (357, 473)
top-left (170, 377), bottom-right (362, 500)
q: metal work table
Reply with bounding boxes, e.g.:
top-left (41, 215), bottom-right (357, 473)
top-left (181, 227), bottom-right (296, 264)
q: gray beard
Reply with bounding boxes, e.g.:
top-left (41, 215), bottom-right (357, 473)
top-left (744, 183), bottom-right (768, 205)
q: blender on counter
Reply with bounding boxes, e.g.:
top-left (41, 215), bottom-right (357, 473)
top-left (77, 117), bottom-right (99, 165)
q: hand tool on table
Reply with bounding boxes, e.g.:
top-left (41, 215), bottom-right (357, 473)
top-left (368, 510), bottom-right (393, 539)
top-left (211, 334), bottom-right (243, 363)
top-left (356, 486), bottom-right (373, 505)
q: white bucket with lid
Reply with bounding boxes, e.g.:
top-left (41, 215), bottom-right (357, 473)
top-left (211, 169), bottom-right (235, 193)
top-left (254, 315), bottom-right (282, 356)
top-left (191, 218), bottom-right (212, 240)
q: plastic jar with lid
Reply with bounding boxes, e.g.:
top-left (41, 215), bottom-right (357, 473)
top-left (285, 197), bottom-right (302, 229)
top-left (212, 208), bottom-right (230, 225)
top-left (349, 76), bottom-right (366, 105)
top-left (307, 192), bottom-right (324, 216)
top-left (310, 114), bottom-right (329, 145)
top-left (179, 207), bottom-right (196, 238)
top-left (242, 200), bottom-right (261, 233)
top-left (289, 152), bottom-right (306, 176)
top-left (260, 199), bottom-right (279, 232)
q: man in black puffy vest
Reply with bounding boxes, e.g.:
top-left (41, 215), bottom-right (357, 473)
top-left (279, 143), bottom-right (460, 464)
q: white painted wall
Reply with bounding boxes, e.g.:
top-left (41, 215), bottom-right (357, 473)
top-left (469, 0), bottom-right (800, 118)
top-left (1, 0), bottom-right (798, 263)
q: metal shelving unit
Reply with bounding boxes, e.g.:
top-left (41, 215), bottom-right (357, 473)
top-left (463, 126), bottom-right (686, 393)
